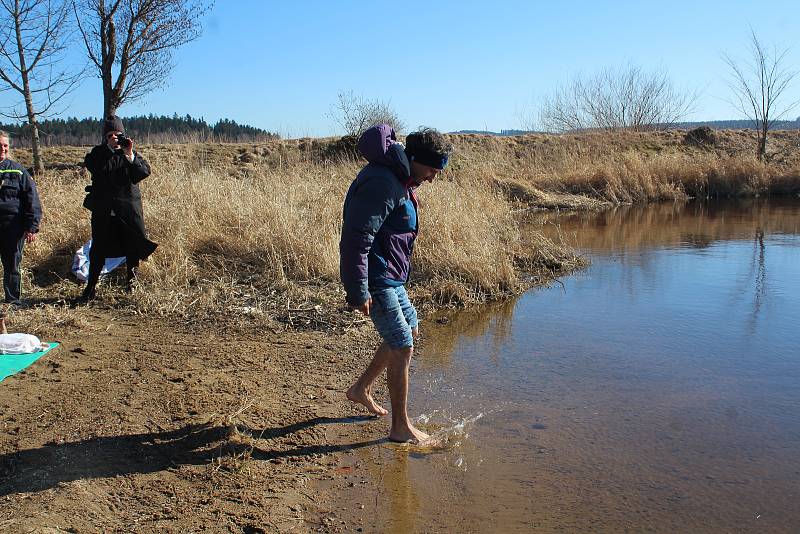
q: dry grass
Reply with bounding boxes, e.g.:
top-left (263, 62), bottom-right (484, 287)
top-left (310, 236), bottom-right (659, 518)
top-left (450, 129), bottom-right (800, 204)
top-left (15, 144), bottom-right (580, 327)
top-left (9, 128), bottom-right (798, 328)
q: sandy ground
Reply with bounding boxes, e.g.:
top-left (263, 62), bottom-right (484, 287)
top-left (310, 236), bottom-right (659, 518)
top-left (0, 305), bottom-right (398, 533)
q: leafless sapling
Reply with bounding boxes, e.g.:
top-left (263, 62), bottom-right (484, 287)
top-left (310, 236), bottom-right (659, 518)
top-left (0, 0), bottom-right (83, 173)
top-left (723, 30), bottom-right (799, 161)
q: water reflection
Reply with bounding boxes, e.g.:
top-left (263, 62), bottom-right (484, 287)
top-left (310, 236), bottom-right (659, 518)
top-left (421, 299), bottom-right (516, 369)
top-left (332, 199), bottom-right (800, 532)
top-left (534, 198), bottom-right (800, 253)
top-left (358, 448), bottom-right (420, 534)
top-left (745, 230), bottom-right (767, 333)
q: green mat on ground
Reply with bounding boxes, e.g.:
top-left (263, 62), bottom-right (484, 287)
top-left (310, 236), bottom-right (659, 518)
top-left (0, 342), bottom-right (59, 383)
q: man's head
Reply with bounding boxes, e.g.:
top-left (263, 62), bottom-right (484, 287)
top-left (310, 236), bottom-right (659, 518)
top-left (103, 115), bottom-right (125, 136)
top-left (105, 130), bottom-right (123, 149)
top-left (405, 127), bottom-right (453, 186)
top-left (0, 130), bottom-right (9, 161)
top-left (103, 115), bottom-right (125, 147)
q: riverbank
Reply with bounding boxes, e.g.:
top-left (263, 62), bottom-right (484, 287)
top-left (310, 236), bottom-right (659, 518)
top-left (1, 130), bottom-right (799, 531)
top-left (0, 307), bottom-right (391, 532)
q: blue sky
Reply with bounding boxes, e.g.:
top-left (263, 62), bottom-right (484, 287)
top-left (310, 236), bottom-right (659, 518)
top-left (2, 0), bottom-right (800, 137)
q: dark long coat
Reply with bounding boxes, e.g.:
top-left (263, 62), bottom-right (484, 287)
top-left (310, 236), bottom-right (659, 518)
top-left (84, 145), bottom-right (157, 260)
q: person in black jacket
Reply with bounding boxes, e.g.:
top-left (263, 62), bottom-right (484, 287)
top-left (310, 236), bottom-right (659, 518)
top-left (0, 131), bottom-right (42, 305)
top-left (79, 116), bottom-right (157, 302)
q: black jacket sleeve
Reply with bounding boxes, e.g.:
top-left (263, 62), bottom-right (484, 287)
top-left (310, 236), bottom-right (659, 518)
top-left (128, 152), bottom-right (151, 184)
top-left (85, 145), bottom-right (129, 175)
top-left (21, 170), bottom-right (42, 233)
top-left (85, 146), bottom-right (151, 187)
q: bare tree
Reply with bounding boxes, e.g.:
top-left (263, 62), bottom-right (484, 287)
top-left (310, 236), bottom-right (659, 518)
top-left (0, 0), bottom-right (83, 173)
top-left (329, 90), bottom-right (405, 138)
top-left (73, 0), bottom-right (211, 118)
top-left (723, 30), bottom-right (799, 161)
top-left (532, 64), bottom-right (695, 133)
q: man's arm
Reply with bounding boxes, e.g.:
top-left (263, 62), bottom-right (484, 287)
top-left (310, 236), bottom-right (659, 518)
top-left (20, 170), bottom-right (42, 238)
top-left (340, 175), bottom-right (396, 307)
top-left (119, 138), bottom-right (151, 184)
top-left (84, 145), bottom-right (129, 175)
top-left (127, 152), bottom-right (151, 184)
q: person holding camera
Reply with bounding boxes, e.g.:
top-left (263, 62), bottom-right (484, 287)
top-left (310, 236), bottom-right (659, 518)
top-left (79, 115), bottom-right (157, 302)
top-left (0, 130), bottom-right (41, 306)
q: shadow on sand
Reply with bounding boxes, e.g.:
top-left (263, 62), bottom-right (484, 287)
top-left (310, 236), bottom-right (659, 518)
top-left (0, 416), bottom-right (383, 496)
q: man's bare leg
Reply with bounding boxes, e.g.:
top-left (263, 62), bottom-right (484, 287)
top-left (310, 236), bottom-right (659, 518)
top-left (387, 346), bottom-right (429, 443)
top-left (346, 342), bottom-right (391, 416)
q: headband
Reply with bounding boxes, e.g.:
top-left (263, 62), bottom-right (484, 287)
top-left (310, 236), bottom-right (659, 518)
top-left (406, 146), bottom-right (449, 170)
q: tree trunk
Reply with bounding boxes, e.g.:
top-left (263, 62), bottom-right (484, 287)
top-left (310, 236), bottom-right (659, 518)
top-left (100, 8), bottom-right (116, 121)
top-left (22, 83), bottom-right (44, 174)
top-left (26, 116), bottom-right (44, 175)
top-left (101, 55), bottom-right (116, 119)
top-left (104, 97), bottom-right (117, 119)
top-left (758, 126), bottom-right (768, 161)
top-left (13, 0), bottom-right (44, 174)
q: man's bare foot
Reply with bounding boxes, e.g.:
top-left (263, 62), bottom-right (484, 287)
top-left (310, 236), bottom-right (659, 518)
top-left (389, 423), bottom-right (430, 444)
top-left (346, 385), bottom-right (388, 416)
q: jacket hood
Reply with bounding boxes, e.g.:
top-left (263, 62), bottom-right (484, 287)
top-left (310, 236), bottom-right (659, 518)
top-left (357, 124), bottom-right (411, 182)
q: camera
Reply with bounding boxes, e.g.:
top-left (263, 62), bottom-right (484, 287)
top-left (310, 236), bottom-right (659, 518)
top-left (116, 133), bottom-right (132, 148)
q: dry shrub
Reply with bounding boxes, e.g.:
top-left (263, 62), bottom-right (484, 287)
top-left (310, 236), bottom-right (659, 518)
top-left (710, 157), bottom-right (770, 196)
top-left (413, 175), bottom-right (520, 305)
top-left (412, 170), bottom-right (583, 306)
top-left (140, 161), bottom-right (350, 286)
top-left (5, 303), bottom-right (92, 340)
top-left (770, 163), bottom-right (800, 194)
top-left (20, 168), bottom-right (91, 301)
top-left (125, 159), bottom-right (359, 323)
top-left (449, 129), bottom-right (800, 204)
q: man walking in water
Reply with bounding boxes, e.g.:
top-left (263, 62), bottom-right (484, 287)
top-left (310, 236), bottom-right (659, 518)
top-left (340, 124), bottom-right (452, 443)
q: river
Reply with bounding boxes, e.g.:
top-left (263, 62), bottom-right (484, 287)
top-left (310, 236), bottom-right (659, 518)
top-left (325, 199), bottom-right (800, 533)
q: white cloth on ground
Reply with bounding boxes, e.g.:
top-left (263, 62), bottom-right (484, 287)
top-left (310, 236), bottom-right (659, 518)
top-left (0, 333), bottom-right (46, 354)
top-left (71, 239), bottom-right (126, 281)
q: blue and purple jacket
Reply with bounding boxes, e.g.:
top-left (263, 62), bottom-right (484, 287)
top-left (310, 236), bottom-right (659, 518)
top-left (340, 124), bottom-right (418, 306)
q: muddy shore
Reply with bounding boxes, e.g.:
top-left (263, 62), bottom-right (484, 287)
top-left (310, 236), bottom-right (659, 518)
top-left (0, 306), bottom-right (402, 532)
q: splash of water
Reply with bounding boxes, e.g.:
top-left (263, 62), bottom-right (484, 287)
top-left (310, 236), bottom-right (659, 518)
top-left (404, 412), bottom-right (486, 452)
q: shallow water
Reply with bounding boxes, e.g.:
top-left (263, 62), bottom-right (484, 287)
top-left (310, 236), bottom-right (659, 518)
top-left (334, 199), bottom-right (800, 533)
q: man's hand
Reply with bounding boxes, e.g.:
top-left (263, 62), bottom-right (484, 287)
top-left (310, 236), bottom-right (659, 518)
top-left (24, 231), bottom-right (36, 244)
top-left (123, 138), bottom-right (134, 159)
top-left (352, 297), bottom-right (372, 316)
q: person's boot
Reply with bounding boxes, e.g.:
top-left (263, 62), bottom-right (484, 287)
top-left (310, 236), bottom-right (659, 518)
top-left (76, 282), bottom-right (97, 304)
top-left (79, 257), bottom-right (103, 304)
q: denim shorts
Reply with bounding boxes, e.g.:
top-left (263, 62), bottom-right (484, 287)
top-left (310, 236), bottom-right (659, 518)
top-left (369, 285), bottom-right (418, 349)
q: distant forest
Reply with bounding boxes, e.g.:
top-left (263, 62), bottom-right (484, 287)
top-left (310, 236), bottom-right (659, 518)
top-left (0, 115), bottom-right (279, 147)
